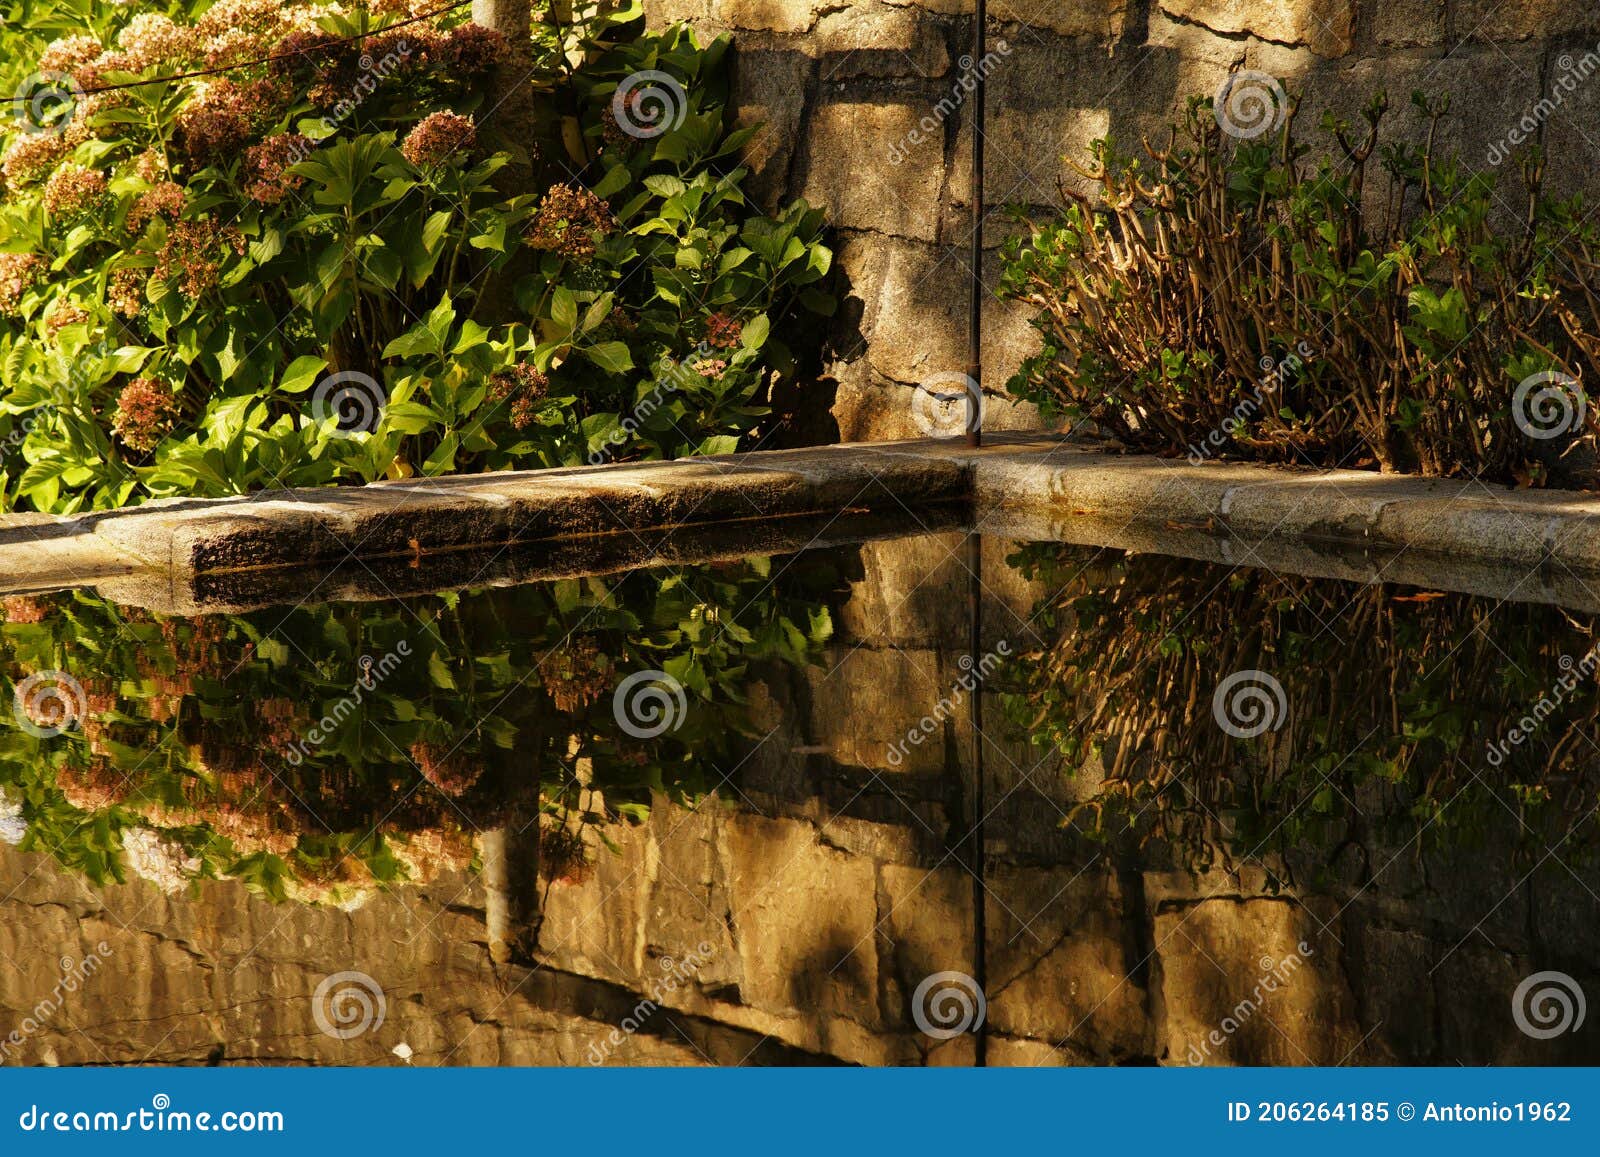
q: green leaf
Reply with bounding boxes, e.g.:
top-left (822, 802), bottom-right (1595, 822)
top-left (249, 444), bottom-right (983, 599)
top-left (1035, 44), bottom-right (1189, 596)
top-left (585, 342), bottom-right (633, 375)
top-left (740, 314), bottom-right (770, 351)
top-left (278, 355), bottom-right (328, 395)
top-left (426, 651), bottom-right (457, 690)
top-left (551, 286), bottom-right (578, 334)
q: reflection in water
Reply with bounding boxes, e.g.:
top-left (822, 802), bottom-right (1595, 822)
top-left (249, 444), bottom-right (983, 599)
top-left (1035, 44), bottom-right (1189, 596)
top-left (2, 534), bottom-right (1599, 1066)
top-left (999, 544), bottom-right (1600, 882)
top-left (0, 556), bottom-right (842, 905)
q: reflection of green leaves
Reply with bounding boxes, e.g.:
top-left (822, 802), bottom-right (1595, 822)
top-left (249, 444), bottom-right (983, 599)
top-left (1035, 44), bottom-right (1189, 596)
top-left (0, 550), bottom-right (842, 903)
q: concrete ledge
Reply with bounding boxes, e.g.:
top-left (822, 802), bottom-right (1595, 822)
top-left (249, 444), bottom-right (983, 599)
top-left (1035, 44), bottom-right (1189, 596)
top-left (8, 435), bottom-right (1600, 611)
top-left (973, 444), bottom-right (1600, 608)
top-left (0, 443), bottom-right (981, 609)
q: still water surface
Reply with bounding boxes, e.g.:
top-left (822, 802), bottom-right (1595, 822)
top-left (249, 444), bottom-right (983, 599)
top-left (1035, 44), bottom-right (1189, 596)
top-left (1, 532), bottom-right (1597, 1065)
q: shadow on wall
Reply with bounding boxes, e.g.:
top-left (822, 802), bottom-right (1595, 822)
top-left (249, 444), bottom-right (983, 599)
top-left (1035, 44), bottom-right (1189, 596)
top-left (653, 0), bottom-right (1600, 442)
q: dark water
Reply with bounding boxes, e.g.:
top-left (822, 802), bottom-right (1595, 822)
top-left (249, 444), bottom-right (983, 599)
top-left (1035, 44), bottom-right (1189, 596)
top-left (2, 532), bottom-right (1598, 1066)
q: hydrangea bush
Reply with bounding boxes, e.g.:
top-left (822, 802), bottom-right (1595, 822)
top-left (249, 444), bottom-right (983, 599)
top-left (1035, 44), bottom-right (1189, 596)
top-left (0, 0), bottom-right (833, 512)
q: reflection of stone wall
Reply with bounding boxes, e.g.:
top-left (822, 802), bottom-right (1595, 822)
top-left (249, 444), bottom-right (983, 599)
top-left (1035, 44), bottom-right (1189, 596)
top-left (644, 0), bottom-right (1600, 441)
top-left (7, 533), bottom-right (1600, 1066)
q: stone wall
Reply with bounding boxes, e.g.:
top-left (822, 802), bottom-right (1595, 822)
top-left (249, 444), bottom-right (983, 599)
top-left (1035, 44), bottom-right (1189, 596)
top-left (642, 0), bottom-right (1600, 441)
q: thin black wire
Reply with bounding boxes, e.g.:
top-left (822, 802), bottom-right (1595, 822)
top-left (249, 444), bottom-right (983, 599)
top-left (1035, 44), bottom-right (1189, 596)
top-left (1, 0), bottom-right (474, 105)
top-left (966, 0), bottom-right (985, 449)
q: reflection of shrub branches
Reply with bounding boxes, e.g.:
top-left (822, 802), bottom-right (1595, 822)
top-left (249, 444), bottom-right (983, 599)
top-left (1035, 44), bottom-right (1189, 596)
top-left (1001, 544), bottom-right (1600, 877)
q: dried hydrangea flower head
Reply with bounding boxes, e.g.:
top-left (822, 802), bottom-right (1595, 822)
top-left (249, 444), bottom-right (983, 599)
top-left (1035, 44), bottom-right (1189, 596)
top-left (243, 133), bottom-right (313, 203)
top-left (111, 377), bottom-right (178, 453)
top-left (400, 110), bottom-right (476, 168)
top-left (108, 267), bottom-right (145, 319)
top-left (408, 741), bottom-right (481, 797)
top-left (126, 181), bottom-right (184, 233)
top-left (703, 312), bottom-right (743, 349)
top-left (0, 253), bottom-right (45, 314)
top-left (2, 126), bottom-right (87, 190)
top-left (488, 363), bottom-right (550, 430)
top-left (115, 13), bottom-right (190, 70)
top-left (525, 183), bottom-right (616, 262)
top-left (42, 162), bottom-right (109, 220)
top-left (43, 299), bottom-right (89, 338)
top-left (155, 219), bottom-right (246, 299)
top-left (37, 35), bottom-right (103, 74)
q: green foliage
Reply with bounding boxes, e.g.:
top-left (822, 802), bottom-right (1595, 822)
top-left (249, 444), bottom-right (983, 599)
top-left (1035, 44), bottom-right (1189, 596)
top-left (0, 552), bottom-right (840, 902)
top-left (1000, 87), bottom-right (1600, 484)
top-left (0, 1), bottom-right (833, 513)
